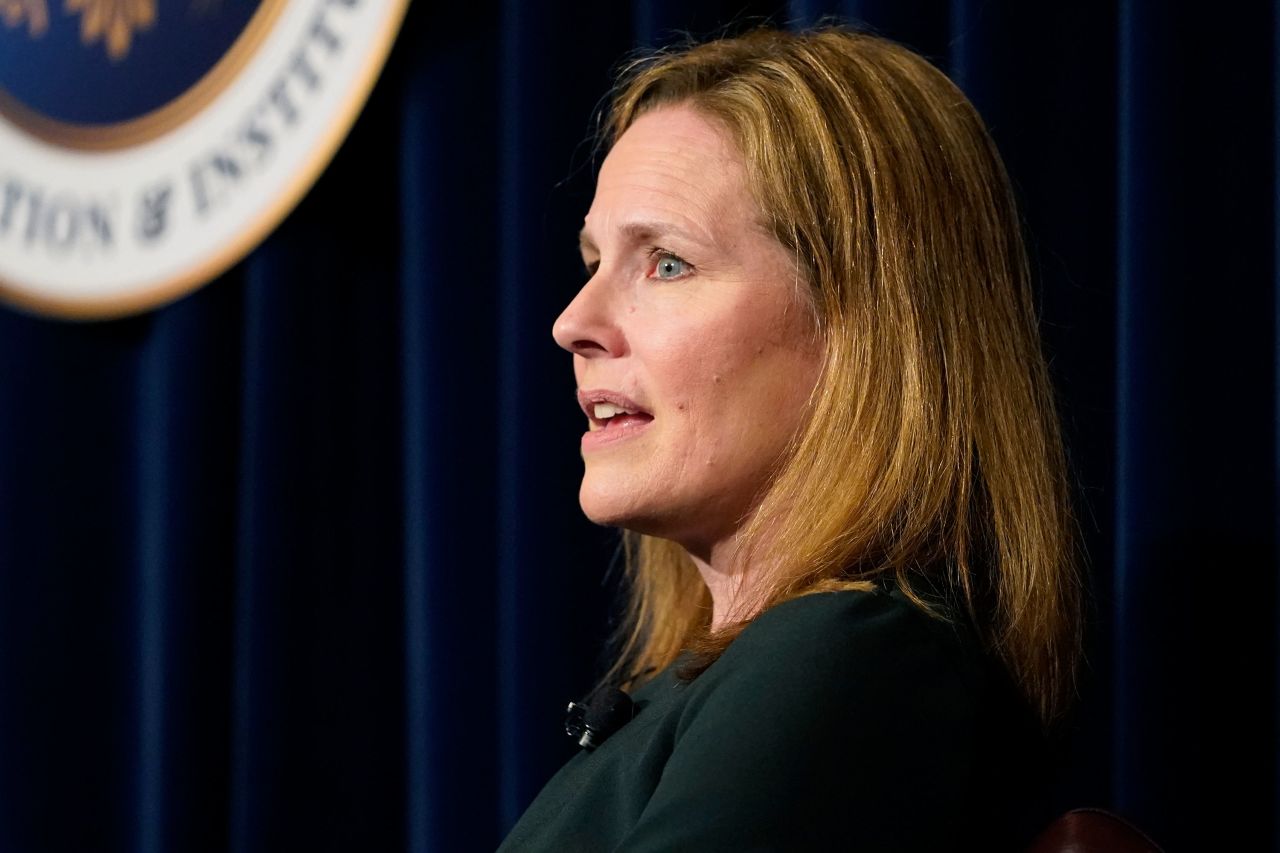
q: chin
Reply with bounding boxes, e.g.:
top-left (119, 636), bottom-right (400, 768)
top-left (578, 477), bottom-right (667, 534)
top-left (579, 479), bottom-right (637, 528)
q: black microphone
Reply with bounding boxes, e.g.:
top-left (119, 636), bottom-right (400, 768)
top-left (564, 686), bottom-right (635, 750)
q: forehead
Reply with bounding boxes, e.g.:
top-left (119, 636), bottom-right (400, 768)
top-left (582, 104), bottom-right (758, 246)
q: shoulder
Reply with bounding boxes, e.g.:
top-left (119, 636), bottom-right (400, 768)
top-left (734, 580), bottom-right (968, 660)
top-left (664, 581), bottom-right (993, 765)
top-left (612, 584), bottom-right (1021, 850)
top-left (687, 582), bottom-right (984, 719)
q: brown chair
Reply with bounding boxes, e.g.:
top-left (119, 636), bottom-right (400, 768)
top-left (1025, 808), bottom-right (1165, 853)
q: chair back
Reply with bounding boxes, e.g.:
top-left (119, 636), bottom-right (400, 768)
top-left (1025, 808), bottom-right (1164, 853)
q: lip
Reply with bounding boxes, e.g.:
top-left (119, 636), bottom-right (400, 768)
top-left (576, 388), bottom-right (652, 424)
top-left (576, 388), bottom-right (654, 451)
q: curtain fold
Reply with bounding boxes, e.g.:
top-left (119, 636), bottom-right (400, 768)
top-left (134, 306), bottom-right (171, 853)
top-left (0, 2), bottom-right (1275, 851)
top-left (1114, 1), bottom-right (1279, 844)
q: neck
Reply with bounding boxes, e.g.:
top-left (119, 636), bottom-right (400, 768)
top-left (686, 531), bottom-right (760, 631)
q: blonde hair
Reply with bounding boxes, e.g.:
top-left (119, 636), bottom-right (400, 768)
top-left (596, 26), bottom-right (1083, 728)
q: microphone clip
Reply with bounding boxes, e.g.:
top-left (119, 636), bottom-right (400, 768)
top-left (564, 686), bottom-right (635, 750)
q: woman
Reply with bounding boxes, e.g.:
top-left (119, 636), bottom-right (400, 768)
top-left (500, 26), bottom-right (1082, 852)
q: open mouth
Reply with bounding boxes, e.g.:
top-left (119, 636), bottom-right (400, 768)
top-left (577, 390), bottom-right (654, 434)
top-left (588, 402), bottom-right (655, 431)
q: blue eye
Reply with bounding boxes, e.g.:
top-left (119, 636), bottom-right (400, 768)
top-left (651, 251), bottom-right (689, 280)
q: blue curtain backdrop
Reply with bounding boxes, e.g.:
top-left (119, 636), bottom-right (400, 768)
top-left (0, 1), bottom-right (1275, 850)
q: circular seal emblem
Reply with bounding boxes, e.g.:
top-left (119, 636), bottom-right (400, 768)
top-left (0, 0), bottom-right (409, 318)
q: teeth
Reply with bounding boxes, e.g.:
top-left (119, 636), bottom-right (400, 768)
top-left (593, 402), bottom-right (633, 419)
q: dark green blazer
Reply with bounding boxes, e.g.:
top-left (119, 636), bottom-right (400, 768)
top-left (499, 580), bottom-right (1053, 852)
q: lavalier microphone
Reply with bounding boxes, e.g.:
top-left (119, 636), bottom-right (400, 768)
top-left (564, 686), bottom-right (635, 750)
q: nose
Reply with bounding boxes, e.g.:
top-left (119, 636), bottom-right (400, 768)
top-left (552, 273), bottom-right (626, 358)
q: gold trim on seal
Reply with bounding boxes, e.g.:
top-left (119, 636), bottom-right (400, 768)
top-left (0, 0), bottom-right (288, 151)
top-left (0, 0), bottom-right (413, 320)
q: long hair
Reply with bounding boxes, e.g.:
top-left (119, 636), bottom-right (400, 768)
top-left (595, 26), bottom-right (1083, 728)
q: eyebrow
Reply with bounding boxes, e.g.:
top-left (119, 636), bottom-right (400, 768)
top-left (577, 220), bottom-right (707, 252)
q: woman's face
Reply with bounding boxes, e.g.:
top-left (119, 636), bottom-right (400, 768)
top-left (553, 104), bottom-right (822, 557)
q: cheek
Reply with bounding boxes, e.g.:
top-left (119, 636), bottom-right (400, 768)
top-left (719, 337), bottom-right (822, 460)
top-left (639, 313), bottom-right (726, 400)
top-left (646, 328), bottom-right (737, 409)
top-left (652, 339), bottom-right (804, 463)
top-left (645, 298), bottom-right (816, 393)
top-left (634, 292), bottom-right (820, 455)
